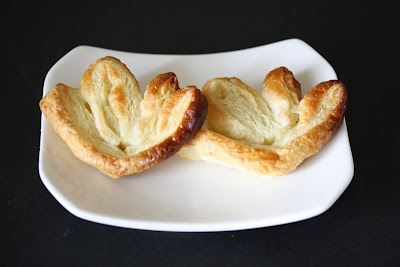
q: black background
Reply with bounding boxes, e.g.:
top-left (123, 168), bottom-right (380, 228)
top-left (2, 1), bottom-right (399, 266)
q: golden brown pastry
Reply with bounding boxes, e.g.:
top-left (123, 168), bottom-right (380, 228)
top-left (179, 67), bottom-right (347, 176)
top-left (40, 56), bottom-right (208, 179)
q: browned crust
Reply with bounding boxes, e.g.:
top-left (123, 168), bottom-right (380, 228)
top-left (39, 58), bottom-right (208, 179)
top-left (181, 80), bottom-right (347, 176)
top-left (263, 67), bottom-right (302, 100)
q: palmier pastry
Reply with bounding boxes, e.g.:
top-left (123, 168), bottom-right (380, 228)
top-left (40, 57), bottom-right (208, 179)
top-left (179, 67), bottom-right (347, 176)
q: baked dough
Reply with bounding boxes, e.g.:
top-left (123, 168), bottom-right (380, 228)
top-left (40, 56), bottom-right (208, 179)
top-left (179, 67), bottom-right (347, 176)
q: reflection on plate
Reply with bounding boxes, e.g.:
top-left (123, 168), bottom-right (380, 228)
top-left (39, 39), bottom-right (353, 232)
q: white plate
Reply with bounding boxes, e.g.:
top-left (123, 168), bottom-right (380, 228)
top-left (39, 39), bottom-right (353, 232)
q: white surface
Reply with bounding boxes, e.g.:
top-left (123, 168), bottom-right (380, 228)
top-left (39, 39), bottom-right (354, 232)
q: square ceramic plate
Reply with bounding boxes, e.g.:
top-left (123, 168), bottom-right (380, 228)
top-left (39, 38), bottom-right (353, 232)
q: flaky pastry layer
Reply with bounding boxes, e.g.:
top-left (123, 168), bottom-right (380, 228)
top-left (179, 67), bottom-right (347, 176)
top-left (40, 57), bottom-right (208, 179)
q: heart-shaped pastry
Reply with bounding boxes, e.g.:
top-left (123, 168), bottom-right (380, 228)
top-left (40, 56), bottom-right (208, 179)
top-left (179, 67), bottom-right (347, 176)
